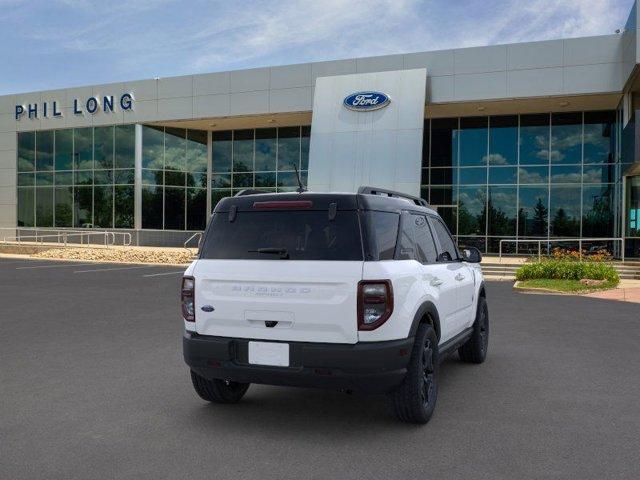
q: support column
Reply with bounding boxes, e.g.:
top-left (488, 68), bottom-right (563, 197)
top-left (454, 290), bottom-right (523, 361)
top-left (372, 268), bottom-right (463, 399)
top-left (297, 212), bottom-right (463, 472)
top-left (206, 130), bottom-right (212, 224)
top-left (134, 124), bottom-right (143, 232)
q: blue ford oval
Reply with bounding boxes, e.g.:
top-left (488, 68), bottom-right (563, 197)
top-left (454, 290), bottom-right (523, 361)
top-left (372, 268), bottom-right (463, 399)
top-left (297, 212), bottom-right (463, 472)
top-left (343, 91), bottom-right (390, 111)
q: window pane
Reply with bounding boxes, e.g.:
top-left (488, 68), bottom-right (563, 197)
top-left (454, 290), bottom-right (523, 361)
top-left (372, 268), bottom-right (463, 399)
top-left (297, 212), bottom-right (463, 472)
top-left (550, 165), bottom-right (581, 183)
top-left (94, 169), bottom-right (113, 185)
top-left (74, 186), bottom-right (92, 227)
top-left (114, 185), bottom-right (134, 228)
top-left (584, 111), bottom-right (615, 164)
top-left (255, 128), bottom-right (277, 171)
top-left (435, 206), bottom-right (457, 235)
top-left (550, 185), bottom-right (580, 237)
top-left (518, 186), bottom-right (549, 236)
top-left (35, 186), bottom-right (53, 227)
top-left (18, 172), bottom-right (34, 187)
top-left (430, 186), bottom-right (454, 205)
top-left (211, 174), bottom-right (231, 188)
top-left (488, 186), bottom-right (517, 236)
top-left (75, 170), bottom-right (93, 186)
top-left (165, 127), bottom-right (186, 171)
top-left (277, 127), bottom-right (300, 171)
top-left (114, 169), bottom-right (134, 185)
top-left (35, 130), bottom-right (54, 171)
top-left (583, 164), bottom-right (615, 184)
top-left (459, 167), bottom-right (486, 185)
top-left (551, 113), bottom-right (582, 164)
top-left (300, 126), bottom-right (310, 170)
top-left (187, 188), bottom-right (207, 231)
top-left (488, 166), bottom-right (517, 184)
top-left (458, 117), bottom-right (487, 166)
top-left (212, 131), bottom-right (232, 172)
top-left (233, 172), bottom-right (253, 188)
top-left (458, 186), bottom-right (486, 235)
top-left (164, 187), bottom-right (185, 230)
top-left (255, 172), bottom-right (276, 188)
top-left (74, 128), bottom-right (93, 170)
top-left (488, 115), bottom-right (517, 166)
top-left (17, 188), bottom-right (34, 227)
top-left (519, 166), bottom-right (548, 184)
top-left (165, 170), bottom-right (185, 187)
top-left (55, 129), bottom-right (73, 170)
top-left (520, 114), bottom-right (549, 165)
top-left (365, 211), bottom-right (399, 261)
top-left (142, 126), bottom-right (164, 169)
top-left (186, 129), bottom-right (207, 173)
top-left (54, 186), bottom-right (73, 227)
top-left (186, 171), bottom-right (207, 188)
top-left (211, 189), bottom-right (231, 212)
top-left (430, 118), bottom-right (457, 167)
top-left (233, 129), bottom-right (253, 172)
top-left (430, 217), bottom-right (458, 261)
top-left (115, 124), bottom-right (135, 169)
top-left (430, 168), bottom-right (454, 185)
top-left (94, 186), bottom-right (113, 228)
top-left (94, 126), bottom-right (114, 169)
top-left (142, 169), bottom-right (163, 186)
top-left (413, 215), bottom-right (438, 263)
top-left (18, 132), bottom-right (35, 172)
top-left (142, 186), bottom-right (163, 229)
top-left (582, 184), bottom-right (614, 237)
top-left (35, 172), bottom-right (53, 186)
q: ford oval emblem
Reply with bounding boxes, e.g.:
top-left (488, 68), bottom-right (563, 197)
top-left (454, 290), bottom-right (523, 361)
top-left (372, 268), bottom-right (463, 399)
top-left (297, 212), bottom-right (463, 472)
top-left (201, 305), bottom-right (215, 312)
top-left (343, 91), bottom-right (390, 111)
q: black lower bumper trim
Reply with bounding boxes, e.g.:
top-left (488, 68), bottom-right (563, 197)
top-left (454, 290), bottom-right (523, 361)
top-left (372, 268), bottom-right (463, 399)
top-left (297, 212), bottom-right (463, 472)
top-left (183, 332), bottom-right (414, 394)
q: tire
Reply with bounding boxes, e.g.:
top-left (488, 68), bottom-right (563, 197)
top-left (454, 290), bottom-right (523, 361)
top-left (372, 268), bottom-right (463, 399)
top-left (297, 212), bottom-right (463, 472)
top-left (389, 323), bottom-right (438, 424)
top-left (190, 370), bottom-right (250, 404)
top-left (458, 296), bottom-right (489, 364)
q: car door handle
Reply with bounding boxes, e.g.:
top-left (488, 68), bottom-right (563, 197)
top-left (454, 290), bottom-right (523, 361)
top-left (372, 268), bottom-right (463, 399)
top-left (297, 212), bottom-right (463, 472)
top-left (430, 278), bottom-right (444, 287)
top-left (455, 273), bottom-right (465, 281)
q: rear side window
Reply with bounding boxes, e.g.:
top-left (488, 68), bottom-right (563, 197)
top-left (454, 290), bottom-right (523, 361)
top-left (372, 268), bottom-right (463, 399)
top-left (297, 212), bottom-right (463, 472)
top-left (364, 211), bottom-right (399, 261)
top-left (430, 217), bottom-right (458, 261)
top-left (200, 210), bottom-right (363, 261)
top-left (412, 215), bottom-right (438, 263)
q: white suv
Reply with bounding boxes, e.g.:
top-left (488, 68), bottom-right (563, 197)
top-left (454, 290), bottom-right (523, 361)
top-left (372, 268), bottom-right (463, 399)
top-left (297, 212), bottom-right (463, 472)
top-left (182, 187), bottom-right (488, 423)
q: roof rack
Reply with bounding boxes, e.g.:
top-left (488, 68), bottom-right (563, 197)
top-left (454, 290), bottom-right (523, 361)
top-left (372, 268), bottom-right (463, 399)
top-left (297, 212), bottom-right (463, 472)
top-left (358, 186), bottom-right (429, 208)
top-left (234, 189), bottom-right (270, 197)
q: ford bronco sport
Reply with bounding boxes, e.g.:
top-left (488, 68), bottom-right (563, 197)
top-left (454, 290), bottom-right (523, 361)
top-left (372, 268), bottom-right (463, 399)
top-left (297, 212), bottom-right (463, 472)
top-left (182, 187), bottom-right (488, 424)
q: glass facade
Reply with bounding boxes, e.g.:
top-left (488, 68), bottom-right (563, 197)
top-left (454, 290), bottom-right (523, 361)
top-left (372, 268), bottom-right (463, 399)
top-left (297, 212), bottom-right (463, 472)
top-left (17, 125), bottom-right (135, 228)
top-left (141, 126), bottom-right (208, 230)
top-left (211, 126), bottom-right (310, 209)
top-left (422, 111), bottom-right (620, 253)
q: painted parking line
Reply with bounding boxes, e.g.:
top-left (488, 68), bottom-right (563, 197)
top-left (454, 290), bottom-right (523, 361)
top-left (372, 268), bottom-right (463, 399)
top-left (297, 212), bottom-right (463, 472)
top-left (142, 271), bottom-right (185, 277)
top-left (16, 262), bottom-right (97, 270)
top-left (73, 265), bottom-right (163, 273)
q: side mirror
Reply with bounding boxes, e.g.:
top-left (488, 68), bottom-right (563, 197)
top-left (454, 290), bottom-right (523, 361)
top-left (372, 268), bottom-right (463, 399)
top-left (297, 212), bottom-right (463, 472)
top-left (461, 246), bottom-right (482, 263)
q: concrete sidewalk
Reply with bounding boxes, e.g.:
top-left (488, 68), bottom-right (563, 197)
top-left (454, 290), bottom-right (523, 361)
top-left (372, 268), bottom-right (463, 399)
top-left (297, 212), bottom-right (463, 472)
top-left (583, 279), bottom-right (640, 304)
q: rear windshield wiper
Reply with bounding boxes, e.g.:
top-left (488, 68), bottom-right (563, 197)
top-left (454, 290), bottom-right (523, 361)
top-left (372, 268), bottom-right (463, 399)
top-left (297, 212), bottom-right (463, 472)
top-left (248, 247), bottom-right (290, 259)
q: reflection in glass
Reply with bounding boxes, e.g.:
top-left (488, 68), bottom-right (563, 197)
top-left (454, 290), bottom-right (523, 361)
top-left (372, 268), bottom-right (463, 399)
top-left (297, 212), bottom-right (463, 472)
top-left (55, 129), bottom-right (73, 170)
top-left (142, 126), bottom-right (164, 169)
top-left (18, 132), bottom-right (35, 172)
top-left (459, 167), bottom-right (486, 185)
top-left (519, 166), bottom-right (548, 184)
top-left (551, 113), bottom-right (582, 164)
top-left (255, 128), bottom-right (277, 171)
top-left (74, 186), bottom-right (92, 227)
top-left (74, 128), bottom-right (93, 170)
top-left (94, 186), bottom-right (113, 228)
top-left (488, 167), bottom-right (517, 184)
top-left (520, 114), bottom-right (549, 165)
top-left (35, 172), bottom-right (53, 186)
top-left (429, 186), bottom-right (455, 205)
top-left (94, 126), bottom-right (114, 169)
top-left (518, 186), bottom-right (549, 236)
top-left (36, 130), bottom-right (54, 171)
top-left (18, 173), bottom-right (34, 187)
top-left (115, 124), bottom-right (135, 169)
top-left (187, 188), bottom-right (206, 230)
top-left (430, 168), bottom-right (454, 185)
top-left (164, 187), bottom-right (185, 230)
top-left (277, 127), bottom-right (300, 171)
top-left (212, 131), bottom-right (232, 172)
top-left (114, 185), bottom-right (134, 228)
top-left (583, 184), bottom-right (614, 237)
top-left (301, 126), bottom-right (310, 170)
top-left (458, 117), bottom-right (487, 166)
top-left (458, 186), bottom-right (486, 235)
top-left (54, 186), bottom-right (73, 227)
top-left (165, 128), bottom-right (186, 171)
top-left (550, 186), bottom-right (580, 237)
top-left (430, 118), bottom-right (457, 167)
top-left (550, 165), bottom-right (581, 183)
top-left (488, 116), bottom-right (517, 166)
top-left (142, 186), bottom-right (163, 229)
top-left (35, 186), bottom-right (54, 227)
top-left (488, 186), bottom-right (517, 236)
top-left (584, 111), bottom-right (615, 164)
top-left (584, 164), bottom-right (615, 184)
top-left (186, 130), bottom-right (207, 173)
top-left (233, 130), bottom-right (253, 172)
top-left (17, 188), bottom-right (34, 227)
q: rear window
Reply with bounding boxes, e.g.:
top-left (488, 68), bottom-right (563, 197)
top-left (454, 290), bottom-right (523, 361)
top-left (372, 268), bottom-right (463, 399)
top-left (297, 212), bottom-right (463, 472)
top-left (200, 210), bottom-right (363, 261)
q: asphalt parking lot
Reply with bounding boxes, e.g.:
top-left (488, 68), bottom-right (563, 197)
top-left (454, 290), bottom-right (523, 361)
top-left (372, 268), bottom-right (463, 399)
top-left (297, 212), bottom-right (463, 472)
top-left (1, 258), bottom-right (639, 480)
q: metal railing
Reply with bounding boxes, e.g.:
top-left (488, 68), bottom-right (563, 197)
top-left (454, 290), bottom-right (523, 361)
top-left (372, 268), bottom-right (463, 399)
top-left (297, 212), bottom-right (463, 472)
top-left (1, 229), bottom-right (132, 248)
top-left (498, 238), bottom-right (625, 262)
top-left (183, 232), bottom-right (202, 250)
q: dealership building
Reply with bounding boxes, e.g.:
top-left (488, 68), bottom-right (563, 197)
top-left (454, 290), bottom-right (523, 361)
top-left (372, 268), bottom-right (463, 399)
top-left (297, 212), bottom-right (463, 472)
top-left (2, 4), bottom-right (640, 256)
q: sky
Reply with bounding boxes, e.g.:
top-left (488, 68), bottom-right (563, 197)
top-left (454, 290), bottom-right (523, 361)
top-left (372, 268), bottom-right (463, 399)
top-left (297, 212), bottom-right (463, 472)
top-left (0, 0), bottom-right (636, 95)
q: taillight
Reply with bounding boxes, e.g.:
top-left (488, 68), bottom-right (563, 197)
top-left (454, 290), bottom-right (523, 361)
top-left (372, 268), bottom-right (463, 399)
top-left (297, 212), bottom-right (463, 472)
top-left (357, 280), bottom-right (393, 330)
top-left (181, 276), bottom-right (195, 322)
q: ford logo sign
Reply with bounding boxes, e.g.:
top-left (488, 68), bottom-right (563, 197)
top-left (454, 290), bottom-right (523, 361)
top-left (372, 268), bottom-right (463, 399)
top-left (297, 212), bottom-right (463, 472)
top-left (343, 91), bottom-right (390, 111)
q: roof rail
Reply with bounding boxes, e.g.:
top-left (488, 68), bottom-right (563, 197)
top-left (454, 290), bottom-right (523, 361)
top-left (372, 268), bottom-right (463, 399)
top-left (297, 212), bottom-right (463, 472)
top-left (358, 186), bottom-right (429, 208)
top-left (234, 189), bottom-right (270, 197)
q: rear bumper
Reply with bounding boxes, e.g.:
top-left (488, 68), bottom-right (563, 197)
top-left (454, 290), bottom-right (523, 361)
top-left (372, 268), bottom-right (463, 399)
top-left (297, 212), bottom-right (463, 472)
top-left (183, 331), bottom-right (414, 394)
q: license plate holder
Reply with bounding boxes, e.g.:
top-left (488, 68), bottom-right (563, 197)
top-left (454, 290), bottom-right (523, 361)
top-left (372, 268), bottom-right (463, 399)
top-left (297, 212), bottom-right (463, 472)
top-left (248, 341), bottom-right (290, 367)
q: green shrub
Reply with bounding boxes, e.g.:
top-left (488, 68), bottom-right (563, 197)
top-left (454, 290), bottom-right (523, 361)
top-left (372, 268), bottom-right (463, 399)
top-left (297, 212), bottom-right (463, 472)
top-left (515, 259), bottom-right (619, 283)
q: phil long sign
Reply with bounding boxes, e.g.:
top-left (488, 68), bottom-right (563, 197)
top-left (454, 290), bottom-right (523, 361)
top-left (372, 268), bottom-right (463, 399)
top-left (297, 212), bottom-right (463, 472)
top-left (15, 93), bottom-right (134, 120)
